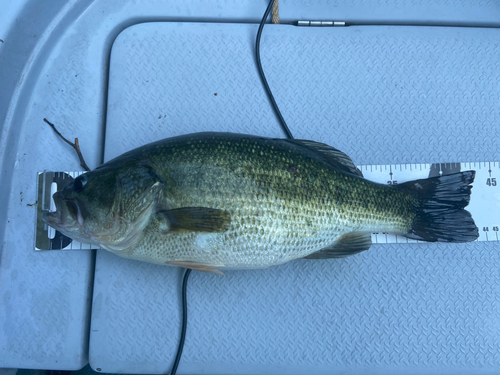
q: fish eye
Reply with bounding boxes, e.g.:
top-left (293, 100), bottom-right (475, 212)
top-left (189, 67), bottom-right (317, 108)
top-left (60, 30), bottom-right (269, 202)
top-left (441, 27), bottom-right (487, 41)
top-left (74, 175), bottom-right (88, 192)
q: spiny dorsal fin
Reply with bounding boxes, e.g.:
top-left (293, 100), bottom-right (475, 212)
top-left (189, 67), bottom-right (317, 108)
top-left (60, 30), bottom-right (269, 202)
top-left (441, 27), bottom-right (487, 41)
top-left (285, 139), bottom-right (363, 177)
top-left (157, 207), bottom-right (231, 233)
top-left (305, 232), bottom-right (372, 259)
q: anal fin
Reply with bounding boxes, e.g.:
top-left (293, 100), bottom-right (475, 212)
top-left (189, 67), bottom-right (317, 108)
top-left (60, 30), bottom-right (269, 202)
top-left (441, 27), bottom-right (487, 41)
top-left (305, 233), bottom-right (372, 259)
top-left (167, 260), bottom-right (225, 275)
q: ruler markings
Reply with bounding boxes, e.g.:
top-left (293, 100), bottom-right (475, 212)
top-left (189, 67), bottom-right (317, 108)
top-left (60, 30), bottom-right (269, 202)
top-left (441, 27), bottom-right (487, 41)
top-left (35, 163), bottom-right (500, 250)
top-left (359, 161), bottom-right (498, 245)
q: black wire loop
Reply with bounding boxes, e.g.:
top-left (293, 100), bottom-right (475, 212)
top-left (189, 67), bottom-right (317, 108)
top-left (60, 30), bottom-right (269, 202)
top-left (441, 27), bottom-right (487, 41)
top-left (170, 1), bottom-right (294, 374)
top-left (256, 0), bottom-right (294, 140)
top-left (170, 268), bottom-right (192, 375)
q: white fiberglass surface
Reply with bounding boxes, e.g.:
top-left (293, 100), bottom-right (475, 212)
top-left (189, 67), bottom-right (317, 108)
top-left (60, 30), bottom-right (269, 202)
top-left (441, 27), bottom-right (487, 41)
top-left (1, 0), bottom-right (500, 372)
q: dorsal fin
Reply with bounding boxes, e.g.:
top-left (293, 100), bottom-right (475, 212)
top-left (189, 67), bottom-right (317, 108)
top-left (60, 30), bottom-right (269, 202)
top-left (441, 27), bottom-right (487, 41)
top-left (285, 139), bottom-right (363, 177)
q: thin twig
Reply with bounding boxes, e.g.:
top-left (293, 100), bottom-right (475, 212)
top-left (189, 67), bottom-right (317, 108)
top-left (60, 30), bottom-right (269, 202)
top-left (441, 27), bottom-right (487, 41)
top-left (43, 118), bottom-right (91, 172)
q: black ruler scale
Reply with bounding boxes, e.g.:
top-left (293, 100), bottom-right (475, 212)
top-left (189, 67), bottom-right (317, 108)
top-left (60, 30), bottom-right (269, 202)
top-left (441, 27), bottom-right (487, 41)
top-left (35, 161), bottom-right (499, 250)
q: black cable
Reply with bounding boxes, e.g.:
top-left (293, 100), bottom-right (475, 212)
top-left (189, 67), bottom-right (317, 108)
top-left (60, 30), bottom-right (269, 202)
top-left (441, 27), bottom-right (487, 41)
top-left (256, 0), bottom-right (294, 140)
top-left (170, 4), bottom-right (293, 374)
top-left (170, 268), bottom-right (192, 375)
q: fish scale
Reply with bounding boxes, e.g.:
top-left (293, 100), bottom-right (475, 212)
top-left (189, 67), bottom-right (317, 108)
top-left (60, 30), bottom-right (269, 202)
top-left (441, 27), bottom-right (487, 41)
top-left (38, 170), bottom-right (495, 248)
top-left (151, 137), bottom-right (386, 264)
top-left (40, 133), bottom-right (479, 272)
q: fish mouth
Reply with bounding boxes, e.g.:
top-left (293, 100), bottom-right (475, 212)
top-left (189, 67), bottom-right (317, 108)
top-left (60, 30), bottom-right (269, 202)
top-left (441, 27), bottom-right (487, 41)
top-left (41, 210), bottom-right (62, 227)
top-left (63, 198), bottom-right (84, 226)
top-left (41, 192), bottom-right (82, 229)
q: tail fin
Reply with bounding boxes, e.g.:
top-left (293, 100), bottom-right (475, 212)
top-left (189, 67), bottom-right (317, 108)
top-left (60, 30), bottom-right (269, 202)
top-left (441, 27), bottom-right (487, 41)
top-left (398, 171), bottom-right (478, 242)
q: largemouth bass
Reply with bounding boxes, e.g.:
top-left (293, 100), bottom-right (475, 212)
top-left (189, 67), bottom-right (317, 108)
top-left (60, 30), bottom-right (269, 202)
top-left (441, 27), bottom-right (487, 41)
top-left (42, 133), bottom-right (478, 273)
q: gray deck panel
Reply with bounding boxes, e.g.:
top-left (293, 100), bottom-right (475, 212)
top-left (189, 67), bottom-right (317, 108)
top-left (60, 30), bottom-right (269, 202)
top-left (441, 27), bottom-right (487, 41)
top-left (90, 22), bottom-right (500, 374)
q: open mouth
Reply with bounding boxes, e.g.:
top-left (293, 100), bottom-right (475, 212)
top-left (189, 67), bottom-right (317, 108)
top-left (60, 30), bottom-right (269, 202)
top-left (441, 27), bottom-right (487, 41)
top-left (41, 192), bottom-right (83, 229)
top-left (64, 198), bottom-right (83, 225)
top-left (62, 198), bottom-right (84, 226)
top-left (41, 210), bottom-right (62, 227)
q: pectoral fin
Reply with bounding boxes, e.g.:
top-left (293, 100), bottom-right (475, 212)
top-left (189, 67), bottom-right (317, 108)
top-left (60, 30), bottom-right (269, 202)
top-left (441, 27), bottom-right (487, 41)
top-left (157, 207), bottom-right (231, 233)
top-left (167, 260), bottom-right (225, 275)
top-left (305, 232), bottom-right (372, 259)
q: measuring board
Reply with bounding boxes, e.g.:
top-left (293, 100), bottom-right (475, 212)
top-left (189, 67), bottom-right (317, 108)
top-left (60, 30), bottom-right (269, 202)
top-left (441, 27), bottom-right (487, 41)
top-left (35, 161), bottom-right (499, 250)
